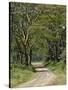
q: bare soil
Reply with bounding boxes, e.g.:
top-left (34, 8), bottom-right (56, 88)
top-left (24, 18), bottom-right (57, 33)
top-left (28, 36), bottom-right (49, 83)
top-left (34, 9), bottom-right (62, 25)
top-left (15, 65), bottom-right (56, 88)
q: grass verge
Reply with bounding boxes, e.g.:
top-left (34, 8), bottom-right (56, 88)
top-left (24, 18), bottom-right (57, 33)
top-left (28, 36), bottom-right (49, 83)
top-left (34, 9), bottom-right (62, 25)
top-left (44, 60), bottom-right (66, 85)
top-left (10, 64), bottom-right (36, 87)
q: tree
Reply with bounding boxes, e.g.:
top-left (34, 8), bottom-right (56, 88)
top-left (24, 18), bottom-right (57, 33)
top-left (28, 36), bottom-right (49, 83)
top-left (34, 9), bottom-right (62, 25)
top-left (9, 2), bottom-right (41, 66)
top-left (9, 2), bottom-right (66, 66)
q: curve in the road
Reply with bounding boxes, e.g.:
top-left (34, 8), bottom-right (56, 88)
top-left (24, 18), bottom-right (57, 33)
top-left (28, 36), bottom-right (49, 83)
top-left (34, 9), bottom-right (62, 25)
top-left (15, 67), bottom-right (56, 88)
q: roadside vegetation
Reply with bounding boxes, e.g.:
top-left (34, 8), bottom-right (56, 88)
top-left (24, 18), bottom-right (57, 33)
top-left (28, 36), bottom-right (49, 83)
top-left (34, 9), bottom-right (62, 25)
top-left (10, 64), bottom-right (36, 87)
top-left (44, 60), bottom-right (66, 85)
top-left (9, 2), bottom-right (66, 87)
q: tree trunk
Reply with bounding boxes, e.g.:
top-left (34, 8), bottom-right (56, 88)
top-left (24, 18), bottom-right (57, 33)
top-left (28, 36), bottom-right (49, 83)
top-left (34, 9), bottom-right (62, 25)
top-left (24, 45), bottom-right (28, 66)
top-left (29, 48), bottom-right (32, 66)
top-left (20, 53), bottom-right (23, 64)
top-left (55, 42), bottom-right (60, 62)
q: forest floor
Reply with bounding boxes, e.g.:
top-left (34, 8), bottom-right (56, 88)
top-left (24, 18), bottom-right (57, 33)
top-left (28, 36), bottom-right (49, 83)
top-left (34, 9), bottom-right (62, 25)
top-left (15, 63), bottom-right (57, 88)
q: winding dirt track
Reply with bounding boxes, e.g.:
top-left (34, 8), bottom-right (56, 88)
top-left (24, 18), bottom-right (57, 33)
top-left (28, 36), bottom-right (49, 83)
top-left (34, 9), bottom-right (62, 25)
top-left (15, 64), bottom-right (56, 88)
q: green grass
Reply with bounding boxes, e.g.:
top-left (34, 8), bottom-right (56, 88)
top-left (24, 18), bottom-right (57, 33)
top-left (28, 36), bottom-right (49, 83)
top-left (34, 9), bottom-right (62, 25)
top-left (44, 60), bottom-right (66, 85)
top-left (10, 64), bottom-right (36, 87)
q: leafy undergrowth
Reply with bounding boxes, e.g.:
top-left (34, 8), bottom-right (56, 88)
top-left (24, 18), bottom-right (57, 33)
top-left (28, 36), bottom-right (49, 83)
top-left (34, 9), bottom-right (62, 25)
top-left (10, 64), bottom-right (36, 87)
top-left (44, 60), bottom-right (66, 85)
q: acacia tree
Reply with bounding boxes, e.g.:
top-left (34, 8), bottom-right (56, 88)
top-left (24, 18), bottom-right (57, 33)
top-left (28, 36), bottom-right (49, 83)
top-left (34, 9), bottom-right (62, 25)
top-left (10, 2), bottom-right (66, 66)
top-left (10, 2), bottom-right (41, 66)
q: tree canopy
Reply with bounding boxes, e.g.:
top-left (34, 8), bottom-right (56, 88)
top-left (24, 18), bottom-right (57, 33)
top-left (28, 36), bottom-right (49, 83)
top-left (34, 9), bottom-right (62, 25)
top-left (9, 2), bottom-right (66, 66)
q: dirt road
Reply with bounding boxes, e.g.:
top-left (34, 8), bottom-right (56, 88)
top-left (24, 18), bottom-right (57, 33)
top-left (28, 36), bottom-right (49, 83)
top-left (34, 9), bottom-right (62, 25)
top-left (15, 67), bottom-right (56, 88)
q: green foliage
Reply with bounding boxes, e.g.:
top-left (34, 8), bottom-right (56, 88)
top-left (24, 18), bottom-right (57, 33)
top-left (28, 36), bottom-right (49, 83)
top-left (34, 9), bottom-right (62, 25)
top-left (44, 60), bottom-right (66, 85)
top-left (10, 64), bottom-right (36, 87)
top-left (9, 2), bottom-right (66, 86)
top-left (10, 2), bottom-right (66, 63)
